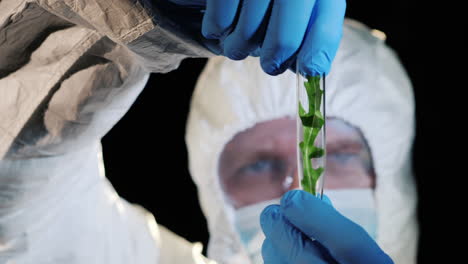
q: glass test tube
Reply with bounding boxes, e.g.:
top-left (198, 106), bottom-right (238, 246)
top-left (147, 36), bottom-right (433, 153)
top-left (296, 68), bottom-right (326, 199)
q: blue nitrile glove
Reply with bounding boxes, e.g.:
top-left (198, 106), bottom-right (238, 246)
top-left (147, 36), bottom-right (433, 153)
top-left (260, 190), bottom-right (394, 264)
top-left (162, 0), bottom-right (346, 77)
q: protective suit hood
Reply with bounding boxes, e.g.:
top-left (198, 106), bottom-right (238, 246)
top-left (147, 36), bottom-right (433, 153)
top-left (186, 19), bottom-right (418, 264)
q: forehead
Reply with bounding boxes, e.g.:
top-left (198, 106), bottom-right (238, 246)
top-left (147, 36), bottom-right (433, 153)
top-left (222, 117), bottom-right (296, 154)
top-left (223, 117), bottom-right (365, 152)
top-left (326, 118), bottom-right (365, 144)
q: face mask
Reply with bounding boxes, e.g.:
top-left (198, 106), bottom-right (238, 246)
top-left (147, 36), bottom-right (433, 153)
top-left (325, 188), bottom-right (378, 239)
top-left (233, 189), bottom-right (377, 263)
top-left (234, 198), bottom-right (281, 264)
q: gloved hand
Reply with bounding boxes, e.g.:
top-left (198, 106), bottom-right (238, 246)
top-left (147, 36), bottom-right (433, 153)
top-left (260, 190), bottom-right (394, 264)
top-left (161, 0), bottom-right (346, 77)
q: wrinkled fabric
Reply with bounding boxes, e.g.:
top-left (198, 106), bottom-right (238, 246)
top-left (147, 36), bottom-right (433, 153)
top-left (1, 0), bottom-right (212, 263)
top-left (186, 19), bottom-right (418, 264)
top-left (0, 143), bottom-right (160, 263)
top-left (0, 0), bottom-right (211, 158)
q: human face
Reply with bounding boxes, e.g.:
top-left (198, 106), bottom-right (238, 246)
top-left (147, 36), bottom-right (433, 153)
top-left (325, 118), bottom-right (375, 189)
top-left (218, 117), bottom-right (375, 209)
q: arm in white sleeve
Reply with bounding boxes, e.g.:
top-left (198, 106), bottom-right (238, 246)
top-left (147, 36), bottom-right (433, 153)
top-left (0, 1), bottom-right (214, 263)
top-left (0, 0), bottom-right (211, 158)
top-left (158, 225), bottom-right (217, 264)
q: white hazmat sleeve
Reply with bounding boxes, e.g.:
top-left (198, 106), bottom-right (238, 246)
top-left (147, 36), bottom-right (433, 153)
top-left (1, 0), bottom-right (213, 263)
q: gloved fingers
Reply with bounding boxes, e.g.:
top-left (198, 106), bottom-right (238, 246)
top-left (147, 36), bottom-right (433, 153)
top-left (260, 0), bottom-right (316, 76)
top-left (260, 205), bottom-right (330, 263)
top-left (297, 0), bottom-right (346, 77)
top-left (321, 194), bottom-right (333, 206)
top-left (202, 0), bottom-right (240, 39)
top-left (249, 47), bottom-right (261, 57)
top-left (223, 0), bottom-right (272, 60)
top-left (261, 239), bottom-right (288, 264)
top-left (201, 38), bottom-right (223, 55)
top-left (280, 190), bottom-right (393, 264)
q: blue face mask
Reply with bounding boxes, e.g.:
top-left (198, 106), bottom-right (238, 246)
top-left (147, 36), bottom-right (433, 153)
top-left (234, 198), bottom-right (281, 264)
top-left (325, 188), bottom-right (378, 240)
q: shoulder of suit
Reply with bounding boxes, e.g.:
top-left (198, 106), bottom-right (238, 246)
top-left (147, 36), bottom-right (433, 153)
top-left (342, 18), bottom-right (387, 48)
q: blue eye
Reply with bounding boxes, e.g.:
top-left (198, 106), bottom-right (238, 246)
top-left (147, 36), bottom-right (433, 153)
top-left (328, 153), bottom-right (356, 163)
top-left (244, 159), bottom-right (275, 173)
top-left (242, 159), bottom-right (284, 173)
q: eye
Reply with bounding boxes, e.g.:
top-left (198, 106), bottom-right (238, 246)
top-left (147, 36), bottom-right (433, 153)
top-left (328, 152), bottom-right (357, 164)
top-left (243, 160), bottom-right (274, 173)
top-left (240, 158), bottom-right (287, 175)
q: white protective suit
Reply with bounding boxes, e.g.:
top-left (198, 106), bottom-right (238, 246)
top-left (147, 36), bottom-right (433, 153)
top-left (186, 20), bottom-right (418, 264)
top-left (0, 1), bottom-right (214, 263)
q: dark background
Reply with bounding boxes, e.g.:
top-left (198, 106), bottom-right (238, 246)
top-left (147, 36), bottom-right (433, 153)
top-left (101, 1), bottom-right (453, 263)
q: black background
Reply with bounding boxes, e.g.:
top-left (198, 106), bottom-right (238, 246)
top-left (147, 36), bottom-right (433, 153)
top-left (102, 1), bottom-right (456, 263)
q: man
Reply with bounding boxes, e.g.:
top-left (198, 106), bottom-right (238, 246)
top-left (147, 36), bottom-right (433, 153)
top-left (186, 20), bottom-right (417, 264)
top-left (0, 1), bottom-right (392, 263)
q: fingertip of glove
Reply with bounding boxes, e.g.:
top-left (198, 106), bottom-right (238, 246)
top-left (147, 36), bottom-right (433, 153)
top-left (261, 204), bottom-right (279, 221)
top-left (280, 190), bottom-right (301, 208)
top-left (297, 63), bottom-right (327, 78)
top-left (297, 51), bottom-right (331, 77)
top-left (201, 28), bottom-right (222, 39)
top-left (225, 50), bottom-right (249, 60)
top-left (321, 194), bottom-right (333, 207)
top-left (281, 190), bottom-right (330, 217)
top-left (260, 59), bottom-right (282, 76)
top-left (259, 56), bottom-right (291, 76)
top-left (260, 205), bottom-right (280, 232)
top-left (201, 22), bottom-right (225, 39)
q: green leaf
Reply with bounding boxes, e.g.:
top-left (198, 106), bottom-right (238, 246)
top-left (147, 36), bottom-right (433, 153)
top-left (312, 110), bottom-right (324, 128)
top-left (298, 103), bottom-right (314, 127)
top-left (309, 147), bottom-right (324, 159)
top-left (312, 167), bottom-right (324, 182)
top-left (301, 177), bottom-right (314, 194)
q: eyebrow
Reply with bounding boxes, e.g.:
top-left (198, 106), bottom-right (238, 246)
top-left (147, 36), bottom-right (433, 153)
top-left (327, 139), bottom-right (364, 152)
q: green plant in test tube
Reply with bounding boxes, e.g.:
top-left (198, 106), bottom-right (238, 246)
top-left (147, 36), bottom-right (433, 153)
top-left (298, 75), bottom-right (325, 195)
